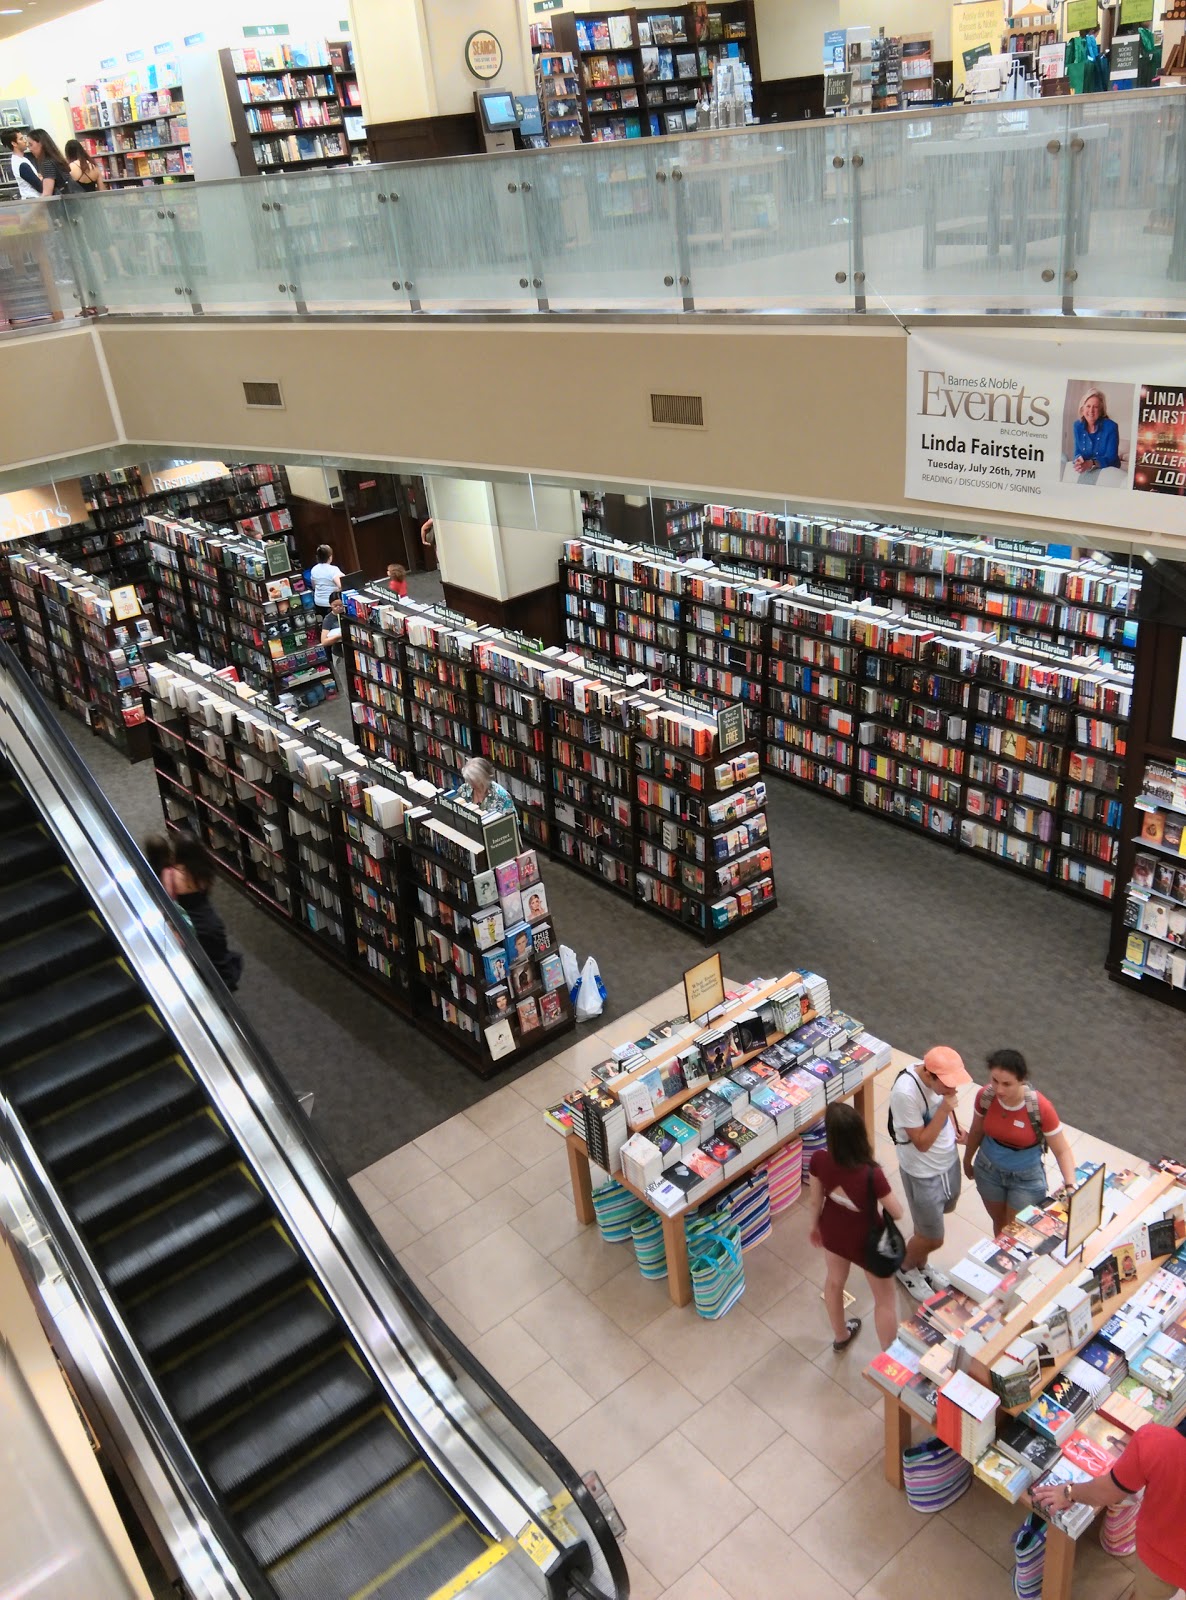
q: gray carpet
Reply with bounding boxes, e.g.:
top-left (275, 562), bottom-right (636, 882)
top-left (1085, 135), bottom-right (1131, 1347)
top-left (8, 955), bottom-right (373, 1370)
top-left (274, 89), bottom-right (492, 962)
top-left (50, 668), bottom-right (1186, 1176)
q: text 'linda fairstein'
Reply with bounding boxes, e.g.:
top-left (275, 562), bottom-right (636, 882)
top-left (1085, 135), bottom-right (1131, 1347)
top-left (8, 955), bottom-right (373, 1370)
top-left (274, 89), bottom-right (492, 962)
top-left (919, 434), bottom-right (1046, 462)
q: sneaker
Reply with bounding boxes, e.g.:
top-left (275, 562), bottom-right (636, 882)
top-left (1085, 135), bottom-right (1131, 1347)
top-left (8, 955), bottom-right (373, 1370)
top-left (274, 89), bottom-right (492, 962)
top-left (896, 1267), bottom-right (932, 1302)
top-left (922, 1266), bottom-right (950, 1292)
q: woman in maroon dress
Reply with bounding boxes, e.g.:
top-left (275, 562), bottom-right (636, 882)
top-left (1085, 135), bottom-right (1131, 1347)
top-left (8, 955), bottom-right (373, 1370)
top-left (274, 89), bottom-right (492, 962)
top-left (808, 1102), bottom-right (905, 1350)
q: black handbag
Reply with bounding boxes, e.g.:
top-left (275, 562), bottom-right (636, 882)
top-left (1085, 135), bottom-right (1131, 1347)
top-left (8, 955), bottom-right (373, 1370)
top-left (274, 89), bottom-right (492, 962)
top-left (864, 1167), bottom-right (906, 1278)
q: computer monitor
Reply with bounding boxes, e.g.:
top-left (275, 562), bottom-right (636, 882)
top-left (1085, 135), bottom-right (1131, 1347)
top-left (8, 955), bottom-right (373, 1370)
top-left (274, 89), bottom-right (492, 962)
top-left (338, 570), bottom-right (364, 592)
top-left (477, 90), bottom-right (520, 132)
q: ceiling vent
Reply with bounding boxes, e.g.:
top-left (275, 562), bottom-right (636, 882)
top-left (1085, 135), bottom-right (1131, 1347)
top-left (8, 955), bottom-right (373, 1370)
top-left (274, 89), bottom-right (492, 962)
top-left (650, 392), bottom-right (705, 428)
top-left (243, 381), bottom-right (284, 409)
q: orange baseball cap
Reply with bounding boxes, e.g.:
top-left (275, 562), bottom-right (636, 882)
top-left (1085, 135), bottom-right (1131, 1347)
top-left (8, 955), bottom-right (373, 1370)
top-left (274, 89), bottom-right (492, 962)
top-left (922, 1046), bottom-right (971, 1088)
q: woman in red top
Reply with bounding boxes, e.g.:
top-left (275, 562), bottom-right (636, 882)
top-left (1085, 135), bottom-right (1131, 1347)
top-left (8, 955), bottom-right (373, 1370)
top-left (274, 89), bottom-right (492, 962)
top-left (962, 1048), bottom-right (1077, 1234)
top-left (809, 1102), bottom-right (905, 1351)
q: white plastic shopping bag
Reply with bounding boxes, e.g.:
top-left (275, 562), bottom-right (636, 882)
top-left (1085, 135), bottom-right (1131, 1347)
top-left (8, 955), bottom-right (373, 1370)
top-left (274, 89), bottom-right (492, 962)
top-left (573, 955), bottom-right (607, 1021)
top-left (559, 943), bottom-right (581, 1000)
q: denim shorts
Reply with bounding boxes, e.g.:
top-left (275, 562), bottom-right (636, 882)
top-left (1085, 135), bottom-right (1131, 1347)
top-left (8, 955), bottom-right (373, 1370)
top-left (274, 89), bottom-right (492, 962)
top-left (973, 1148), bottom-right (1048, 1212)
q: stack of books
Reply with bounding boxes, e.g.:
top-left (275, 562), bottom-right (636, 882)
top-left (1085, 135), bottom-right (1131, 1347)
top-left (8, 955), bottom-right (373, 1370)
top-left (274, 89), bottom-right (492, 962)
top-left (936, 1371), bottom-right (999, 1463)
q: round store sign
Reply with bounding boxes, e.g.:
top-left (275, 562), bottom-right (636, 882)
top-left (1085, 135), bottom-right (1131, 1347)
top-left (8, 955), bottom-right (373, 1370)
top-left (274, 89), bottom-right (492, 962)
top-left (465, 30), bottom-right (503, 79)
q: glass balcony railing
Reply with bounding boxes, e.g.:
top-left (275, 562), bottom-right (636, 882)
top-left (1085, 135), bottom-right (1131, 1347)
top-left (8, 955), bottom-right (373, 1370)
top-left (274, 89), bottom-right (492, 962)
top-left (3, 88), bottom-right (1183, 329)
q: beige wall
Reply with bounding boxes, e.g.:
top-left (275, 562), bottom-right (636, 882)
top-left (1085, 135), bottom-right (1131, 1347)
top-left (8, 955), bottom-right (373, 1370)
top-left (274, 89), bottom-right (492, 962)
top-left (422, 0), bottom-right (533, 117)
top-left (429, 475), bottom-right (504, 596)
top-left (350, 0), bottom-right (435, 123)
top-left (493, 480), bottom-right (581, 598)
top-left (0, 328), bottom-right (121, 475)
top-left (88, 318), bottom-right (1171, 555)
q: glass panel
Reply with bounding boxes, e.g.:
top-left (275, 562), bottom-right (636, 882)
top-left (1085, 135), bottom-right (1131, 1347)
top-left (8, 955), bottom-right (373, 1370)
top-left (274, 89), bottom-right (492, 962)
top-left (274, 166), bottom-right (412, 312)
top-left (854, 101), bottom-right (1070, 314)
top-left (523, 140), bottom-right (681, 311)
top-left (171, 176), bottom-right (293, 313)
top-left (59, 190), bottom-right (189, 316)
top-left (664, 124), bottom-right (854, 312)
top-left (385, 152), bottom-right (535, 311)
top-left (1069, 93), bottom-right (1186, 315)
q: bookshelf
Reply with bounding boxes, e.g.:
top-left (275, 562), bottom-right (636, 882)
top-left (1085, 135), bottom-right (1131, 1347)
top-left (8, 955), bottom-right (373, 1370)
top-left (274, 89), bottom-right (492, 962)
top-left (535, 46), bottom-right (585, 144)
top-left (1117, 760), bottom-right (1186, 993)
top-left (7, 545), bottom-right (161, 759)
top-left (69, 61), bottom-right (193, 187)
top-left (219, 42), bottom-right (350, 175)
top-left (562, 532), bottom-right (1135, 906)
top-left (0, 546), bottom-right (21, 660)
top-left (402, 611), bottom-right (480, 792)
top-left (552, 9), bottom-right (646, 142)
top-left (221, 533), bottom-right (337, 702)
top-left (546, 649), bottom-right (638, 898)
top-left (471, 633), bottom-right (554, 853)
top-left (900, 33), bottom-right (935, 107)
top-left (327, 39), bottom-right (368, 162)
top-left (144, 654), bottom-right (574, 1074)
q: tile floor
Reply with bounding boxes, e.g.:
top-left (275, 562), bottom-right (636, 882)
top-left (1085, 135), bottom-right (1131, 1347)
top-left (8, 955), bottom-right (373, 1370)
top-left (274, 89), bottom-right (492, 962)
top-left (351, 985), bottom-right (1151, 1600)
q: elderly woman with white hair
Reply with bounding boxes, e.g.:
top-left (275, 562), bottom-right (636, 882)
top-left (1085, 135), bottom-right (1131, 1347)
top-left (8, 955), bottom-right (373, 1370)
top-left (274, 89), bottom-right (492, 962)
top-left (457, 756), bottom-right (515, 817)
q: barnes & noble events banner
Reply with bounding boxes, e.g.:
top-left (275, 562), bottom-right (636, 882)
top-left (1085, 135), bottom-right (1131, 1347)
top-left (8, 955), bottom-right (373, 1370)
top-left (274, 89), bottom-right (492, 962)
top-left (904, 331), bottom-right (1186, 540)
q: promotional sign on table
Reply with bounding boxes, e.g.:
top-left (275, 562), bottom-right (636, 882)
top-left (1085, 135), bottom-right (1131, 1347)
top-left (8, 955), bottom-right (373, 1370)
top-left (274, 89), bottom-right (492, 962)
top-left (904, 330), bottom-right (1186, 539)
top-left (951, 0), bottom-right (1005, 92)
top-left (1065, 0), bottom-right (1098, 31)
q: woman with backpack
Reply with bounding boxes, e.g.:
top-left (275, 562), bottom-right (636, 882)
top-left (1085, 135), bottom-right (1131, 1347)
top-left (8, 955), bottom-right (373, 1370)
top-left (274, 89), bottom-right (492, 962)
top-left (962, 1049), bottom-right (1077, 1233)
top-left (808, 1101), bottom-right (905, 1352)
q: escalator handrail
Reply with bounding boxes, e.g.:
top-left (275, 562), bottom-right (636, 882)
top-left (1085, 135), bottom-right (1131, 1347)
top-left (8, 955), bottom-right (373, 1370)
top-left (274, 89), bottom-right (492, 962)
top-left (0, 643), bottom-right (628, 1600)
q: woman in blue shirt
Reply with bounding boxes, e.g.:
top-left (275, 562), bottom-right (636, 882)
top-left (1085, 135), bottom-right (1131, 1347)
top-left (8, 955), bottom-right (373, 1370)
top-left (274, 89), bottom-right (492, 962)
top-left (1071, 389), bottom-right (1121, 475)
top-left (458, 757), bottom-right (515, 817)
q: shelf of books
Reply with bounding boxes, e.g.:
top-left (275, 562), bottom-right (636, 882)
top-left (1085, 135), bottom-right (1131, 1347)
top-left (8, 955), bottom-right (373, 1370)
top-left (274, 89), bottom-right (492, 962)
top-left (0, 547), bottom-right (22, 660)
top-left (7, 546), bottom-right (162, 758)
top-left (680, 562), bottom-right (773, 748)
top-left (553, 9), bottom-right (646, 142)
top-left (401, 610), bottom-right (480, 793)
top-left (536, 46), bottom-right (585, 144)
top-left (328, 39), bottom-right (368, 162)
top-left (1118, 759), bottom-right (1186, 994)
top-left (471, 632), bottom-right (553, 853)
top-left (542, 967), bottom-right (897, 1305)
top-left (866, 1159), bottom-right (1186, 1597)
top-left (702, 507), bottom-right (1141, 668)
top-left (221, 41), bottom-right (350, 173)
top-left (143, 654), bottom-right (575, 1075)
top-left (69, 61), bottom-right (193, 187)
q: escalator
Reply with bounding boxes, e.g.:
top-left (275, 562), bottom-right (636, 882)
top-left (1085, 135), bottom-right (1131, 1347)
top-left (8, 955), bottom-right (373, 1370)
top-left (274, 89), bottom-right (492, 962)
top-left (0, 651), bottom-right (627, 1600)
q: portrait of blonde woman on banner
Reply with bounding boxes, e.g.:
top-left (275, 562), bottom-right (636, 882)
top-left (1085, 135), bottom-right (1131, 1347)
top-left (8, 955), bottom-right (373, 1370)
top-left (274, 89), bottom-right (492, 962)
top-left (1060, 379), bottom-right (1133, 488)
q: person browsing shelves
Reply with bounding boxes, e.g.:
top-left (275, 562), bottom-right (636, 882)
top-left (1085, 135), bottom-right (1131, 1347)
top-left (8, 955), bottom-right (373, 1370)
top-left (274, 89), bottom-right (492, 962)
top-left (2, 131), bottom-right (44, 200)
top-left (962, 1048), bottom-right (1076, 1234)
top-left (309, 543), bottom-right (343, 618)
top-left (1033, 1421), bottom-right (1186, 1600)
top-left (457, 757), bottom-right (514, 817)
top-left (889, 1045), bottom-right (969, 1302)
top-left (320, 593), bottom-right (344, 679)
top-left (1071, 388), bottom-right (1121, 475)
top-left (386, 562), bottom-right (408, 597)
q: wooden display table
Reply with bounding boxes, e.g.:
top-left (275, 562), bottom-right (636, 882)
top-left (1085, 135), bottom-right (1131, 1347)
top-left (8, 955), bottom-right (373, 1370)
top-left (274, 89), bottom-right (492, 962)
top-left (871, 1170), bottom-right (1177, 1600)
top-left (559, 971), bottom-right (906, 1308)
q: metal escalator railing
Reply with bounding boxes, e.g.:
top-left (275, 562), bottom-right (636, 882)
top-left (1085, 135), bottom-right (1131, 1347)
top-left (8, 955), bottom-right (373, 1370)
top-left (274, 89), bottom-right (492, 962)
top-left (0, 639), bottom-right (628, 1600)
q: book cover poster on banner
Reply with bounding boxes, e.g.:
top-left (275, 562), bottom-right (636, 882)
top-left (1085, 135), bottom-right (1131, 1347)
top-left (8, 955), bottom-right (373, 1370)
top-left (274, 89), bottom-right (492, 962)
top-left (904, 331), bottom-right (1186, 538)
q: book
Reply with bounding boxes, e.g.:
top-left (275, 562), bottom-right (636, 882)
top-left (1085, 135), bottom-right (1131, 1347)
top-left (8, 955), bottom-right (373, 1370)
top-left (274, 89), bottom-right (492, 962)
top-left (481, 948), bottom-right (507, 984)
top-left (500, 888), bottom-right (524, 926)
top-left (484, 984), bottom-right (511, 1018)
top-left (516, 848), bottom-right (540, 887)
top-left (504, 920), bottom-right (533, 966)
top-left (1023, 1393), bottom-right (1076, 1444)
top-left (473, 868), bottom-right (499, 906)
top-left (510, 958), bottom-right (537, 997)
top-left (485, 1019), bottom-right (517, 1060)
top-left (473, 908), bottom-right (505, 951)
top-left (868, 1342), bottom-right (922, 1393)
top-left (974, 1446), bottom-right (1033, 1504)
top-left (532, 923), bottom-right (553, 955)
top-left (539, 990), bottom-right (565, 1027)
top-left (538, 951), bottom-right (565, 991)
top-left (523, 884), bottom-right (549, 923)
top-left (996, 1416), bottom-right (1062, 1474)
top-left (1060, 1413), bottom-right (1127, 1476)
top-left (494, 860), bottom-right (521, 898)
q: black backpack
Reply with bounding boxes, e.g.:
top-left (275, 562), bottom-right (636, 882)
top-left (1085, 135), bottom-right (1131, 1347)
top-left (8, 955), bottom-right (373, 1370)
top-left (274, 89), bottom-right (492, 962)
top-left (887, 1067), bottom-right (931, 1146)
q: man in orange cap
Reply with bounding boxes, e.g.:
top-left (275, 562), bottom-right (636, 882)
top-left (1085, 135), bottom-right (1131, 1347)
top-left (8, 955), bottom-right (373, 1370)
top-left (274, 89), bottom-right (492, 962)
top-left (888, 1045), bottom-right (971, 1301)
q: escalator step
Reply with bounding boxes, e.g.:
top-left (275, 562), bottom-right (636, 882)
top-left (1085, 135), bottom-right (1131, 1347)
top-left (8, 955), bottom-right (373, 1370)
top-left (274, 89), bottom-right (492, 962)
top-left (0, 781), bottom-right (33, 828)
top-left (265, 1461), bottom-right (487, 1600)
top-left (96, 1169), bottom-right (269, 1296)
top-left (66, 1113), bottom-right (232, 1232)
top-left (0, 870), bottom-right (84, 940)
top-left (128, 1227), bottom-right (302, 1362)
top-left (202, 1349), bottom-right (378, 1498)
top-left (0, 964), bottom-right (141, 1063)
top-left (36, 1060), bottom-right (203, 1176)
top-left (164, 1287), bottom-right (339, 1429)
top-left (0, 915), bottom-right (110, 1001)
top-left (5, 1010), bottom-right (171, 1117)
top-left (0, 824), bottom-right (57, 883)
top-left (237, 1411), bottom-right (417, 1568)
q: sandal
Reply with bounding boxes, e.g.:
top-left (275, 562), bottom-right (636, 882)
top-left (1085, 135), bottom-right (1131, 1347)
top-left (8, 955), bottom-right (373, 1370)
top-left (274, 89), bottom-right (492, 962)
top-left (832, 1317), bottom-right (862, 1352)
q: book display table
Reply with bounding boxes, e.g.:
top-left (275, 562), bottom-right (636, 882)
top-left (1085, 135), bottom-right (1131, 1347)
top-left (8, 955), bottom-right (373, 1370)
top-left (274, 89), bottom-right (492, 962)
top-left (868, 1165), bottom-right (1183, 1600)
top-left (552, 969), bottom-right (904, 1308)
